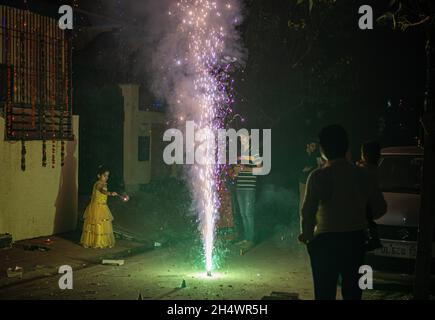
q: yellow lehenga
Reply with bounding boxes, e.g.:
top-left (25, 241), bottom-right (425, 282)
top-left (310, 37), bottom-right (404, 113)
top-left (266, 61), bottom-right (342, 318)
top-left (80, 182), bottom-right (115, 248)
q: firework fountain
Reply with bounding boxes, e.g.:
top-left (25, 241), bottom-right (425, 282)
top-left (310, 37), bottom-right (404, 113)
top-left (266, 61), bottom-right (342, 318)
top-left (154, 0), bottom-right (244, 275)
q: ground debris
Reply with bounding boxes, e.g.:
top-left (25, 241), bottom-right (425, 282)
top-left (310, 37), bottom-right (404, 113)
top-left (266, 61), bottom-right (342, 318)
top-left (102, 259), bottom-right (124, 266)
top-left (7, 266), bottom-right (23, 278)
top-left (23, 244), bottom-right (50, 252)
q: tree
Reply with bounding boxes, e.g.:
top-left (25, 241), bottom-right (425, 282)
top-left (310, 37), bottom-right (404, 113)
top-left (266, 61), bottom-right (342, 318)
top-left (296, 0), bottom-right (435, 299)
top-left (375, 0), bottom-right (434, 300)
top-left (388, 0), bottom-right (435, 301)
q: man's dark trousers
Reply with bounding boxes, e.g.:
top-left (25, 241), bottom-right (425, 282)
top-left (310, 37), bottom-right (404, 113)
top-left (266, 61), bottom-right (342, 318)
top-left (307, 230), bottom-right (366, 300)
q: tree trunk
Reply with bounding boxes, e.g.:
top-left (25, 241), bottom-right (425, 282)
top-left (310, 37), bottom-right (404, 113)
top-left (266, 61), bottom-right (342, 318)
top-left (413, 16), bottom-right (435, 300)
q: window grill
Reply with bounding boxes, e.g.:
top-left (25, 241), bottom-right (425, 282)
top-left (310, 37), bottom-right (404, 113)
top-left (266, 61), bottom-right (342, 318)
top-left (0, 5), bottom-right (72, 142)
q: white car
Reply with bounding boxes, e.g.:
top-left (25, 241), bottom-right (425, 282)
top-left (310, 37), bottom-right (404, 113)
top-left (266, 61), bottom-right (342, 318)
top-left (366, 146), bottom-right (435, 273)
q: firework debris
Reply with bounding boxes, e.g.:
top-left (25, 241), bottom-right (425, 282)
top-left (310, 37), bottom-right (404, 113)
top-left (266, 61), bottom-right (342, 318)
top-left (101, 259), bottom-right (125, 266)
top-left (7, 266), bottom-right (23, 278)
top-left (23, 244), bottom-right (50, 252)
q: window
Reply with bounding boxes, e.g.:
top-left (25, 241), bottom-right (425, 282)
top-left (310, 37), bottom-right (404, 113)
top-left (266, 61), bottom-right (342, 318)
top-left (139, 85), bottom-right (166, 112)
top-left (138, 136), bottom-right (150, 161)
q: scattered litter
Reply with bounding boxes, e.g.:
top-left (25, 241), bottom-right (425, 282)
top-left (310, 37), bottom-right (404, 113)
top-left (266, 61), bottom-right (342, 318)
top-left (44, 238), bottom-right (53, 245)
top-left (0, 233), bottom-right (13, 249)
top-left (154, 242), bottom-right (162, 248)
top-left (7, 266), bottom-right (23, 278)
top-left (23, 244), bottom-right (50, 252)
top-left (101, 259), bottom-right (124, 266)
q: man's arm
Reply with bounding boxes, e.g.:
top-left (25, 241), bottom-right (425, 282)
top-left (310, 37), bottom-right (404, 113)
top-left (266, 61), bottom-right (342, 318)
top-left (302, 166), bottom-right (314, 173)
top-left (300, 171), bottom-right (320, 242)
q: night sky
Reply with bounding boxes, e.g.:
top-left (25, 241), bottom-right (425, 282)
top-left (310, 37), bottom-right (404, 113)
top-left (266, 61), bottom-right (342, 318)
top-left (4, 0), bottom-right (427, 190)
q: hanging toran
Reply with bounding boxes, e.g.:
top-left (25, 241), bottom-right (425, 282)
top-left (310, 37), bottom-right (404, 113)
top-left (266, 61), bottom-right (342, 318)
top-left (40, 15), bottom-right (47, 167)
top-left (31, 10), bottom-right (36, 130)
top-left (20, 11), bottom-right (26, 170)
top-left (58, 31), bottom-right (65, 167)
top-left (50, 16), bottom-right (56, 169)
top-left (0, 5), bottom-right (73, 169)
top-left (5, 9), bottom-right (13, 139)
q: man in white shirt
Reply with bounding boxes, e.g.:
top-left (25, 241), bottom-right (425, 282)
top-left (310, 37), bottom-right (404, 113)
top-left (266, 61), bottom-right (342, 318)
top-left (299, 124), bottom-right (387, 300)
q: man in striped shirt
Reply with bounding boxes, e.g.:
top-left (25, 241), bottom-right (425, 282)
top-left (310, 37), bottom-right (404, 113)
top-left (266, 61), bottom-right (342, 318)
top-left (234, 134), bottom-right (262, 249)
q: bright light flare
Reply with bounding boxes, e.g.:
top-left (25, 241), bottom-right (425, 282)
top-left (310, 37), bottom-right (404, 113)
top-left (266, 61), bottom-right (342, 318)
top-left (170, 0), bottom-right (240, 274)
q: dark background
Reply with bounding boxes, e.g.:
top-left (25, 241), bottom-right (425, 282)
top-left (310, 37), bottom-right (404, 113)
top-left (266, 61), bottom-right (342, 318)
top-left (3, 0), bottom-right (427, 230)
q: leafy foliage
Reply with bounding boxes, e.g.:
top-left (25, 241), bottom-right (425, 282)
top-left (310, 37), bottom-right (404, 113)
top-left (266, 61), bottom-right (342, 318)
top-left (376, 0), bottom-right (432, 31)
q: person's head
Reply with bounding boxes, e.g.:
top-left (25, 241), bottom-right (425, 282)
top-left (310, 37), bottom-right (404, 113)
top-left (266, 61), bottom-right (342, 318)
top-left (318, 124), bottom-right (349, 161)
top-left (306, 142), bottom-right (317, 155)
top-left (97, 165), bottom-right (110, 183)
top-left (361, 141), bottom-right (381, 165)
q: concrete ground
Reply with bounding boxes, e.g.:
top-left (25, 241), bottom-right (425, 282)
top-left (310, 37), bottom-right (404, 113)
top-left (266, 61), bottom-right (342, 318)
top-left (0, 235), bottom-right (312, 300)
top-left (2, 182), bottom-right (430, 300)
top-left (0, 233), bottom-right (151, 296)
top-left (0, 232), bottom-right (428, 300)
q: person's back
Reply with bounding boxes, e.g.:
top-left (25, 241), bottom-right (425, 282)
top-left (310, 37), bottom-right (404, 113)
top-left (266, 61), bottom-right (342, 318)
top-left (299, 125), bottom-right (387, 300)
top-left (309, 160), bottom-right (372, 235)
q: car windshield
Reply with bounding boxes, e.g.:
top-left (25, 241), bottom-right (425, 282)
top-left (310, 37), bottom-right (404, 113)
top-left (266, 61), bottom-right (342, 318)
top-left (379, 155), bottom-right (423, 194)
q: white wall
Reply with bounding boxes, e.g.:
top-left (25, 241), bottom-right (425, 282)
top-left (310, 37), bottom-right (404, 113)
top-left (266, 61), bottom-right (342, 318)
top-left (0, 116), bottom-right (79, 241)
top-left (120, 84), bottom-right (166, 192)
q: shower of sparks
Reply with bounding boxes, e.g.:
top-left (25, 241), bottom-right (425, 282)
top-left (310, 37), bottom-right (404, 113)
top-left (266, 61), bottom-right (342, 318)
top-left (170, 0), bottom-right (239, 273)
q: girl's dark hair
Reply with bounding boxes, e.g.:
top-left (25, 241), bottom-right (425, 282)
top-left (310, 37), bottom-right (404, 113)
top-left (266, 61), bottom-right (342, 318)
top-left (97, 165), bottom-right (110, 176)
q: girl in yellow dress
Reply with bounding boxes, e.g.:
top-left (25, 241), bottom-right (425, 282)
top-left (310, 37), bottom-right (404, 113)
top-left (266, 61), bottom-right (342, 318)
top-left (80, 166), bottom-right (118, 249)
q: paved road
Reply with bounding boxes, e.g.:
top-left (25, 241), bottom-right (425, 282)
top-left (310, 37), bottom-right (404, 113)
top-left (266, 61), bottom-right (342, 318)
top-left (1, 236), bottom-right (426, 300)
top-left (0, 238), bottom-right (314, 300)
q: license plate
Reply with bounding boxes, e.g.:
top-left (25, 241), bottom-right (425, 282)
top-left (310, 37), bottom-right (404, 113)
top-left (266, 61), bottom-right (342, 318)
top-left (373, 240), bottom-right (417, 259)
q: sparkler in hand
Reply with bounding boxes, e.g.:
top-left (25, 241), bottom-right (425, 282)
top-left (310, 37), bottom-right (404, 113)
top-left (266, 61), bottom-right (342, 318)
top-left (114, 193), bottom-right (129, 202)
